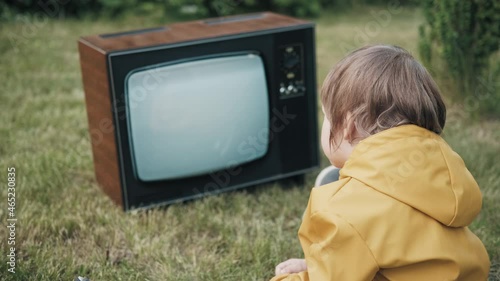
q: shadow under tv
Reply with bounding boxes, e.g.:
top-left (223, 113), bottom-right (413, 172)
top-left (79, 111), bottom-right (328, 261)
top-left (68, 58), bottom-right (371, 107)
top-left (78, 12), bottom-right (319, 211)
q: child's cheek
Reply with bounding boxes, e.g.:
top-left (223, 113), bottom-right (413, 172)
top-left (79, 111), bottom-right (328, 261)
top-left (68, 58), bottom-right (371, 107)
top-left (321, 119), bottom-right (332, 160)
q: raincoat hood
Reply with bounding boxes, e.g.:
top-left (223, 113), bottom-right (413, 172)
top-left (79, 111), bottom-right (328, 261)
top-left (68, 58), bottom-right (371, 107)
top-left (341, 124), bottom-right (482, 227)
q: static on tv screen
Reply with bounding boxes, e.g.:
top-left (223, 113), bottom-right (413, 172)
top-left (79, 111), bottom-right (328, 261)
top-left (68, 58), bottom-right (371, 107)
top-left (125, 53), bottom-right (270, 182)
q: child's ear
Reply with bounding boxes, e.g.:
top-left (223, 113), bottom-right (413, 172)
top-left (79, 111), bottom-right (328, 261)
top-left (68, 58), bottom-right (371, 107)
top-left (343, 112), bottom-right (358, 143)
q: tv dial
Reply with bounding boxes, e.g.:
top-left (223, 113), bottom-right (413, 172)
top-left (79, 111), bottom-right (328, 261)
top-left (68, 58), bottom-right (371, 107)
top-left (283, 53), bottom-right (300, 69)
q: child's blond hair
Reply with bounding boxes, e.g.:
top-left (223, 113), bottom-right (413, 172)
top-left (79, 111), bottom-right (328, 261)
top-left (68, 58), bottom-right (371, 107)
top-left (321, 45), bottom-right (446, 146)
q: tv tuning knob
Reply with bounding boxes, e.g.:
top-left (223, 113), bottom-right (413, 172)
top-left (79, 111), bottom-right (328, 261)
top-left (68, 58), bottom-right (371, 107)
top-left (284, 53), bottom-right (299, 69)
top-left (279, 83), bottom-right (286, 95)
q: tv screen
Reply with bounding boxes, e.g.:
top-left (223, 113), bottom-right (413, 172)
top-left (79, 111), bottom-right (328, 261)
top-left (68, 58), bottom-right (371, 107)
top-left (126, 53), bottom-right (270, 182)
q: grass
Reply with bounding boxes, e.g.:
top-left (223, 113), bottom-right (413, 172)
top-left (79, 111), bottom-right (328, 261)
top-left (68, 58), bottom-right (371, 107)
top-left (0, 6), bottom-right (499, 281)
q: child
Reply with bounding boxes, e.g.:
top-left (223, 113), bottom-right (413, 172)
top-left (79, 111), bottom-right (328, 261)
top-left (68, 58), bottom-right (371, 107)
top-left (272, 45), bottom-right (490, 280)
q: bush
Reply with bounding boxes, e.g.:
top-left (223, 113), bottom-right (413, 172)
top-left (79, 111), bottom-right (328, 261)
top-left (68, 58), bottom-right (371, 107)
top-left (1, 0), bottom-right (149, 20)
top-left (271, 0), bottom-right (321, 17)
top-left (163, 0), bottom-right (321, 18)
top-left (2, 0), bottom-right (419, 21)
top-left (419, 0), bottom-right (500, 117)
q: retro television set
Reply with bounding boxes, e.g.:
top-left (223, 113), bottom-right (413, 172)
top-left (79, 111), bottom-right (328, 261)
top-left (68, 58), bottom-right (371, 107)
top-left (78, 12), bottom-right (319, 211)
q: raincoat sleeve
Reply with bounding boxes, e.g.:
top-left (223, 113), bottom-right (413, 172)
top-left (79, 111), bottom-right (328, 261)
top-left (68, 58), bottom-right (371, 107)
top-left (270, 196), bottom-right (379, 281)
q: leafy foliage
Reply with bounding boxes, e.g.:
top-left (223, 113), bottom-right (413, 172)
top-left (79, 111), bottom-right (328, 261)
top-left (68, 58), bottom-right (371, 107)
top-left (1, 0), bottom-right (159, 20)
top-left (157, 0), bottom-right (322, 18)
top-left (2, 0), bottom-right (420, 20)
top-left (419, 0), bottom-right (500, 117)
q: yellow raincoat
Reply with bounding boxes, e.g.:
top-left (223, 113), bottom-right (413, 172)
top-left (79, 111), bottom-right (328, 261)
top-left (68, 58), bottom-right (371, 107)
top-left (272, 125), bottom-right (490, 281)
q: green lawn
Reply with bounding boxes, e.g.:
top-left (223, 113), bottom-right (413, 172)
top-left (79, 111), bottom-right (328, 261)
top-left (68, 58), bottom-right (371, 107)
top-left (1, 6), bottom-right (499, 280)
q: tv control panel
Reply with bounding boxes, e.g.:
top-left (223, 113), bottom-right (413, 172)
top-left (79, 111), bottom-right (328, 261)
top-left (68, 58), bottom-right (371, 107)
top-left (278, 44), bottom-right (305, 99)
